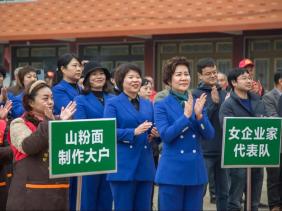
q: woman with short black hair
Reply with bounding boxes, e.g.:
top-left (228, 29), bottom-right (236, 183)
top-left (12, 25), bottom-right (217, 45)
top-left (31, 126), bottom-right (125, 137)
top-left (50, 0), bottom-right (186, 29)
top-left (52, 53), bottom-right (82, 210)
top-left (104, 63), bottom-right (158, 211)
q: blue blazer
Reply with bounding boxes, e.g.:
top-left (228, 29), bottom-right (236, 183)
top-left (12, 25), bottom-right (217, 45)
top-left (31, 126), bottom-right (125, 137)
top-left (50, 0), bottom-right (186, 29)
top-left (74, 92), bottom-right (113, 211)
top-left (8, 92), bottom-right (24, 118)
top-left (104, 92), bottom-right (156, 181)
top-left (52, 80), bottom-right (81, 115)
top-left (154, 94), bottom-right (215, 186)
top-left (74, 92), bottom-right (113, 119)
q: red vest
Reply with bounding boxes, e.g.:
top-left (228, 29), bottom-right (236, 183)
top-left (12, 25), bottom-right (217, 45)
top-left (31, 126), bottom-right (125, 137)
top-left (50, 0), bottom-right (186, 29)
top-left (8, 114), bottom-right (37, 161)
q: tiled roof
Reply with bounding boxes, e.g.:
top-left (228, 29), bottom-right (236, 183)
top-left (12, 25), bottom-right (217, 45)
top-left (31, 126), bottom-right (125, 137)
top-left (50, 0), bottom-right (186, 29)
top-left (0, 0), bottom-right (282, 41)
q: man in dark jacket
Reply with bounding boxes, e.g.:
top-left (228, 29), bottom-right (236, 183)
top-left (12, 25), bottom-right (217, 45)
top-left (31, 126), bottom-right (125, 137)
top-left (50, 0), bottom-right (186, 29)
top-left (193, 58), bottom-right (228, 210)
top-left (219, 68), bottom-right (265, 211)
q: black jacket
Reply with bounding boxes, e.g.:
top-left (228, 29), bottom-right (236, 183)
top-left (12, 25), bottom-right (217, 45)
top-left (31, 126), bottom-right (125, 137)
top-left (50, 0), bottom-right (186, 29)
top-left (192, 83), bottom-right (227, 156)
top-left (219, 91), bottom-right (266, 126)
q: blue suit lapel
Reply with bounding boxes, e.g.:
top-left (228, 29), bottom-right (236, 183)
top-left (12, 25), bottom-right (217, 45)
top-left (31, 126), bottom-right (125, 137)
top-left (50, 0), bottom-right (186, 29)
top-left (119, 92), bottom-right (144, 124)
top-left (139, 97), bottom-right (149, 122)
top-left (167, 94), bottom-right (184, 120)
top-left (86, 92), bottom-right (104, 112)
top-left (61, 80), bottom-right (80, 99)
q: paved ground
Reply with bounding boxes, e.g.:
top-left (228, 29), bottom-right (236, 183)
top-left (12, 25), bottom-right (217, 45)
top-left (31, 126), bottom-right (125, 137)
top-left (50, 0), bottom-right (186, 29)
top-left (153, 169), bottom-right (269, 211)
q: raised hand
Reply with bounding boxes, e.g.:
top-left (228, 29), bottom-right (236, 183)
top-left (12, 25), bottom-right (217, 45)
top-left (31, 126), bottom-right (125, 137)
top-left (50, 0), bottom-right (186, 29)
top-left (211, 85), bottom-right (219, 103)
top-left (134, 120), bottom-right (152, 136)
top-left (0, 100), bottom-right (12, 120)
top-left (0, 88), bottom-right (7, 103)
top-left (184, 92), bottom-right (193, 118)
top-left (194, 93), bottom-right (207, 120)
top-left (60, 101), bottom-right (77, 120)
top-left (43, 103), bottom-right (55, 120)
top-left (251, 81), bottom-right (260, 94)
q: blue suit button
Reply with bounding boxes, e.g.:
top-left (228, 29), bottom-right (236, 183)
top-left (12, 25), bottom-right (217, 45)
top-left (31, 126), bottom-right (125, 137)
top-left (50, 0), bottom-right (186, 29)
top-left (192, 134), bottom-right (196, 138)
top-left (144, 145), bottom-right (147, 149)
top-left (180, 135), bottom-right (184, 139)
top-left (130, 145), bottom-right (133, 149)
top-left (180, 150), bottom-right (184, 154)
top-left (192, 149), bottom-right (196, 153)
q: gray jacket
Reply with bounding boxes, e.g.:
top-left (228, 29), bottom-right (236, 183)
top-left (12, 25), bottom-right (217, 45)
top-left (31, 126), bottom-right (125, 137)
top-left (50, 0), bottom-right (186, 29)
top-left (262, 88), bottom-right (281, 117)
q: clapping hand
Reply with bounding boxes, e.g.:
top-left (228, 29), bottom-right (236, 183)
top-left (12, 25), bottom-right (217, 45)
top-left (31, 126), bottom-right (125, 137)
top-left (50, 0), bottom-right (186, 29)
top-left (43, 103), bottom-right (55, 120)
top-left (211, 86), bottom-right (219, 103)
top-left (134, 120), bottom-right (152, 136)
top-left (194, 93), bottom-right (207, 120)
top-left (0, 88), bottom-right (7, 103)
top-left (184, 92), bottom-right (193, 118)
top-left (60, 101), bottom-right (77, 120)
top-left (148, 127), bottom-right (160, 142)
top-left (0, 100), bottom-right (12, 120)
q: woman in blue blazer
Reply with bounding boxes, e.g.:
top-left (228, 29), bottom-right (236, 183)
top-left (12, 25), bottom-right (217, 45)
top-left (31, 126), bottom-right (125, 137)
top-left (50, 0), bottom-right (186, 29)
top-left (154, 57), bottom-right (215, 211)
top-left (52, 53), bottom-right (82, 211)
top-left (104, 63), bottom-right (158, 211)
top-left (74, 61), bottom-right (113, 211)
top-left (7, 66), bottom-right (37, 118)
top-left (52, 53), bottom-right (82, 115)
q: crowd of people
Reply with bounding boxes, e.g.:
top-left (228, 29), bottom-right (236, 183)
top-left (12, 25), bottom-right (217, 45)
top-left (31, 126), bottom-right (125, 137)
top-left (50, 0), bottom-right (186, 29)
top-left (0, 54), bottom-right (281, 211)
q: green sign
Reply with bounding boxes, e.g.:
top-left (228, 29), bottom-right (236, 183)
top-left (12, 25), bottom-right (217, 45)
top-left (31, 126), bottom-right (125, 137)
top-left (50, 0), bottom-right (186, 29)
top-left (49, 118), bottom-right (116, 178)
top-left (222, 117), bottom-right (281, 168)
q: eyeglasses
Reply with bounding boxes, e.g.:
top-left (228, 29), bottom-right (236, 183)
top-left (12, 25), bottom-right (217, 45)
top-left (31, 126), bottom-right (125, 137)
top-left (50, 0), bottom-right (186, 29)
top-left (202, 71), bottom-right (218, 77)
top-left (237, 76), bottom-right (252, 81)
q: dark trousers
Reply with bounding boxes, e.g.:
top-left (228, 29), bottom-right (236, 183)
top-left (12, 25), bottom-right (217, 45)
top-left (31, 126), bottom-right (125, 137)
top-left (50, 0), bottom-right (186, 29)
top-left (208, 169), bottom-right (216, 199)
top-left (204, 155), bottom-right (229, 211)
top-left (266, 154), bottom-right (282, 209)
top-left (228, 168), bottom-right (263, 211)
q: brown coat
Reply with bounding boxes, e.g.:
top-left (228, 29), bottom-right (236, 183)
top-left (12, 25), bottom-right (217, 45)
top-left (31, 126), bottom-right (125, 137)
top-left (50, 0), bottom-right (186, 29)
top-left (0, 146), bottom-right (12, 211)
top-left (6, 118), bottom-right (69, 211)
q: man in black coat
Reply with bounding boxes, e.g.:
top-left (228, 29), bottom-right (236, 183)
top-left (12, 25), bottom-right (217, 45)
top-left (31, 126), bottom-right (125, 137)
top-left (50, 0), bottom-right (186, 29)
top-left (193, 58), bottom-right (228, 210)
top-left (219, 68), bottom-right (266, 211)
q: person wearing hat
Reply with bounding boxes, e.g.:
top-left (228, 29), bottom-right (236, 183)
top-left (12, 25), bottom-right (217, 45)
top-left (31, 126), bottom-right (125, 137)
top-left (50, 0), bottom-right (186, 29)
top-left (239, 58), bottom-right (264, 96)
top-left (74, 61), bottom-right (114, 211)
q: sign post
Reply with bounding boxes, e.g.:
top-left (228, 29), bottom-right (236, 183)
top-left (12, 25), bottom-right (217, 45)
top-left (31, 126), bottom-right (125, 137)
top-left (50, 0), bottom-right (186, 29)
top-left (49, 118), bottom-right (117, 209)
top-left (222, 117), bottom-right (281, 211)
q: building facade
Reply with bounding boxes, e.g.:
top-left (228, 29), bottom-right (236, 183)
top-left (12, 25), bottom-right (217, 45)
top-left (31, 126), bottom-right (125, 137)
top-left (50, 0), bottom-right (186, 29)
top-left (1, 0), bottom-right (282, 90)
